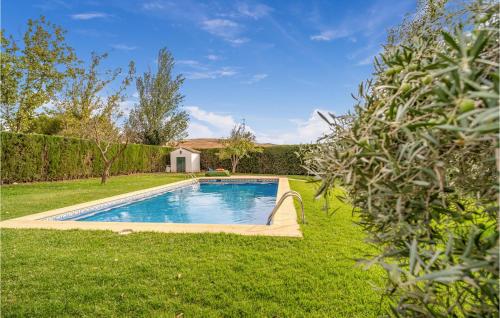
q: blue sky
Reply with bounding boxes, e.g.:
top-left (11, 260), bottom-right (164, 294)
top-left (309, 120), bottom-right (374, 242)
top-left (4, 0), bottom-right (415, 144)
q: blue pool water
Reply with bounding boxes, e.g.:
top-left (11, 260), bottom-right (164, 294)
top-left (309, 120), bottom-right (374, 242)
top-left (66, 182), bottom-right (278, 225)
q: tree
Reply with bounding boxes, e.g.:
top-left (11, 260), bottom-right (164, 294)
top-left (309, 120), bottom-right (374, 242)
top-left (218, 124), bottom-right (262, 173)
top-left (0, 16), bottom-right (77, 132)
top-left (303, 0), bottom-right (498, 316)
top-left (127, 48), bottom-right (188, 145)
top-left (57, 53), bottom-right (135, 184)
top-left (29, 114), bottom-right (64, 135)
top-left (0, 32), bottom-right (21, 130)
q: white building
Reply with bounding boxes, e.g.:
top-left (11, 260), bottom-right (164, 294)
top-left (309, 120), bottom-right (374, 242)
top-left (170, 147), bottom-right (201, 173)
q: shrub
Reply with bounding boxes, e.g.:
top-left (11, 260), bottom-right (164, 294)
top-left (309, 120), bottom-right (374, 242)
top-left (200, 145), bottom-right (306, 175)
top-left (205, 170), bottom-right (230, 177)
top-left (1, 132), bottom-right (172, 183)
top-left (303, 1), bottom-right (499, 316)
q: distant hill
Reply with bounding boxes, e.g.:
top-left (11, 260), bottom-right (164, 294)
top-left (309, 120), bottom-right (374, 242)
top-left (172, 138), bottom-right (275, 149)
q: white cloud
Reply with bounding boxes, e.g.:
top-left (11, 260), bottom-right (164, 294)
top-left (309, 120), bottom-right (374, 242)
top-left (226, 38), bottom-right (250, 46)
top-left (177, 59), bottom-right (238, 80)
top-left (256, 109), bottom-right (332, 144)
top-left (236, 3), bottom-right (272, 19)
top-left (201, 19), bottom-right (248, 45)
top-left (177, 60), bottom-right (205, 68)
top-left (138, 2), bottom-right (261, 45)
top-left (243, 73), bottom-right (268, 84)
top-left (310, 29), bottom-right (350, 42)
top-left (185, 106), bottom-right (333, 144)
top-left (186, 106), bottom-right (236, 132)
top-left (206, 54), bottom-right (221, 61)
top-left (228, 38), bottom-right (249, 45)
top-left (290, 109), bottom-right (332, 142)
top-left (186, 106), bottom-right (259, 139)
top-left (187, 122), bottom-right (216, 138)
top-left (215, 68), bottom-right (237, 77)
top-left (142, 1), bottom-right (170, 10)
top-left (202, 19), bottom-right (238, 36)
top-left (71, 12), bottom-right (109, 20)
top-left (110, 44), bottom-right (137, 51)
top-left (34, 0), bottom-right (71, 10)
top-left (184, 67), bottom-right (237, 80)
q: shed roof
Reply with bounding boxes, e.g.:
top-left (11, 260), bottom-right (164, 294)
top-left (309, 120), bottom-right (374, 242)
top-left (173, 147), bottom-right (201, 154)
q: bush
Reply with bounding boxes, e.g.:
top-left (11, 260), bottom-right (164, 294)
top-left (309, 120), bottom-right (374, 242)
top-left (1, 132), bottom-right (172, 183)
top-left (205, 170), bottom-right (230, 177)
top-left (200, 145), bottom-right (306, 175)
top-left (303, 1), bottom-right (499, 316)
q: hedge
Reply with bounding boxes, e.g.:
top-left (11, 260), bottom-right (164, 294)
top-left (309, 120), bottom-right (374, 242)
top-left (1, 132), bottom-right (172, 183)
top-left (1, 133), bottom-right (307, 183)
top-left (199, 145), bottom-right (306, 175)
top-left (205, 170), bottom-right (230, 177)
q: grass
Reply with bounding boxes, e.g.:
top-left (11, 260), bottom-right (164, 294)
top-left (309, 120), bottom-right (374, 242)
top-left (1, 174), bottom-right (385, 317)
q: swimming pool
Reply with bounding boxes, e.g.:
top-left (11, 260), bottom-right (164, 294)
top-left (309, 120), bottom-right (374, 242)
top-left (58, 180), bottom-right (278, 225)
top-left (0, 177), bottom-right (302, 237)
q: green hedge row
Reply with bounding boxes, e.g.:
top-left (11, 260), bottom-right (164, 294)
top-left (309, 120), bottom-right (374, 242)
top-left (199, 145), bottom-right (306, 175)
top-left (1, 133), bottom-right (307, 183)
top-left (1, 132), bottom-right (172, 183)
top-left (205, 170), bottom-right (230, 177)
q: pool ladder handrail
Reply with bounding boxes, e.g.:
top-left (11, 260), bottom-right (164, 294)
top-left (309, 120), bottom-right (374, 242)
top-left (267, 190), bottom-right (305, 225)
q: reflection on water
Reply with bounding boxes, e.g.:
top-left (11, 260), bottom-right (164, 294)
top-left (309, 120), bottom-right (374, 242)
top-left (75, 182), bottom-right (278, 225)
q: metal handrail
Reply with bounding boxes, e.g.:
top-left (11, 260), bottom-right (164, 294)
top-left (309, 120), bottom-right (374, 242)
top-left (267, 190), bottom-right (305, 225)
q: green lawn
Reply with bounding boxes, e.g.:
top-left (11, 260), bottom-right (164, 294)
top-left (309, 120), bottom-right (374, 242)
top-left (1, 174), bottom-right (385, 317)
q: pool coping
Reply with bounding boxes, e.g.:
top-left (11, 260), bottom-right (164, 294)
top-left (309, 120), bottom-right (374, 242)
top-left (0, 176), bottom-right (302, 237)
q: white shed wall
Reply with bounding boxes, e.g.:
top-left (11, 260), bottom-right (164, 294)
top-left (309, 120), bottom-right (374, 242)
top-left (191, 153), bottom-right (200, 173)
top-left (170, 148), bottom-right (200, 173)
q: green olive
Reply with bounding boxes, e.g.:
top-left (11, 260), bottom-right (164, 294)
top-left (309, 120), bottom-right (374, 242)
top-left (394, 66), bottom-right (403, 73)
top-left (385, 66), bottom-right (403, 76)
top-left (458, 99), bottom-right (475, 113)
top-left (407, 63), bottom-right (418, 71)
top-left (401, 83), bottom-right (411, 94)
top-left (385, 68), bottom-right (397, 76)
top-left (384, 68), bottom-right (395, 76)
top-left (421, 75), bottom-right (433, 85)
